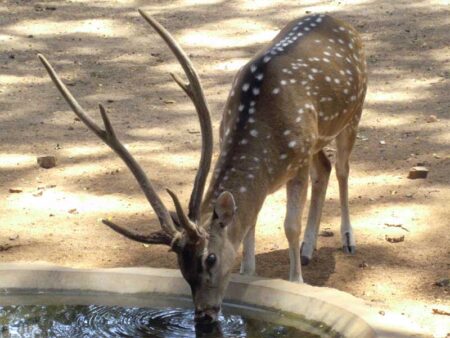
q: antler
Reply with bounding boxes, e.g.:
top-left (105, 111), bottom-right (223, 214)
top-left (139, 9), bottom-right (213, 224)
top-left (38, 53), bottom-right (180, 243)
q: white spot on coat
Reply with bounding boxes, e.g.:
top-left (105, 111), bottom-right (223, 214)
top-left (250, 129), bottom-right (258, 137)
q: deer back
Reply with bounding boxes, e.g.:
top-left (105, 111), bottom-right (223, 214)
top-left (209, 14), bottom-right (367, 196)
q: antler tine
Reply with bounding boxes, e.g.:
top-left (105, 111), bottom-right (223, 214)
top-left (139, 9), bottom-right (213, 223)
top-left (166, 189), bottom-right (202, 242)
top-left (38, 53), bottom-right (179, 238)
top-left (103, 220), bottom-right (172, 245)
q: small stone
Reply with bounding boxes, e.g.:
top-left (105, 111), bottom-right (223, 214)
top-left (319, 230), bottom-right (334, 237)
top-left (378, 310), bottom-right (385, 316)
top-left (385, 235), bottom-right (405, 243)
top-left (37, 156), bottom-right (57, 169)
top-left (68, 208), bottom-right (78, 214)
top-left (434, 278), bottom-right (449, 287)
top-left (33, 191), bottom-right (43, 197)
top-left (68, 126), bottom-right (74, 130)
top-left (9, 234), bottom-right (19, 241)
top-left (379, 140), bottom-right (386, 145)
top-left (407, 166), bottom-right (428, 179)
top-left (359, 261), bottom-right (369, 268)
top-left (425, 115), bottom-right (438, 123)
top-left (163, 99), bottom-right (175, 104)
top-left (9, 188), bottom-right (23, 193)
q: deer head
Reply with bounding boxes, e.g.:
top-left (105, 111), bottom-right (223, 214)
top-left (39, 9), bottom-right (239, 324)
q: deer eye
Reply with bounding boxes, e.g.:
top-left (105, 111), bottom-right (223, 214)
top-left (205, 253), bottom-right (216, 267)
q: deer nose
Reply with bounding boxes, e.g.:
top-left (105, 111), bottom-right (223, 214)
top-left (194, 306), bottom-right (220, 323)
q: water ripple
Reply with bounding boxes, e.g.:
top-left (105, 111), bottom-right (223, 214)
top-left (0, 304), bottom-right (326, 338)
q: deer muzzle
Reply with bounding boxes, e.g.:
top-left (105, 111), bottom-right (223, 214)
top-left (194, 305), bottom-right (221, 323)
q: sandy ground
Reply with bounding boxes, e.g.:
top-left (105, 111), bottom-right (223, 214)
top-left (0, 0), bottom-right (449, 336)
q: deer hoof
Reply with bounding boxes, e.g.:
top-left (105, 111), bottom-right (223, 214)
top-left (301, 255), bottom-right (310, 266)
top-left (343, 245), bottom-right (356, 255)
top-left (300, 242), bottom-right (312, 265)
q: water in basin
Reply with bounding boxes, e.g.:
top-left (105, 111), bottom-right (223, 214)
top-left (0, 291), bottom-right (341, 337)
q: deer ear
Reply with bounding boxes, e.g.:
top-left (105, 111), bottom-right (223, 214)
top-left (214, 191), bottom-right (236, 227)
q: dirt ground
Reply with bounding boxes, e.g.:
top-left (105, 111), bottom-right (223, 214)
top-left (0, 0), bottom-right (449, 336)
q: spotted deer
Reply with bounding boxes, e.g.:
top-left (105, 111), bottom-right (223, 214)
top-left (39, 10), bottom-right (367, 324)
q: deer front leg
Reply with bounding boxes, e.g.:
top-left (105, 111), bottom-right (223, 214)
top-left (335, 122), bottom-right (359, 254)
top-left (301, 150), bottom-right (331, 265)
top-left (284, 165), bottom-right (309, 283)
top-left (240, 226), bottom-right (256, 275)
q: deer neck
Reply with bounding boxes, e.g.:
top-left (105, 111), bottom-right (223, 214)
top-left (201, 156), bottom-right (269, 249)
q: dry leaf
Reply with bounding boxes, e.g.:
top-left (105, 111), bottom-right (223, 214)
top-left (385, 235), bottom-right (405, 243)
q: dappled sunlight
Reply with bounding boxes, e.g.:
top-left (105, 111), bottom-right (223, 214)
top-left (57, 161), bottom-right (116, 178)
top-left (179, 19), bottom-right (276, 49)
top-left (237, 0), bottom-right (285, 10)
top-left (61, 145), bottom-right (109, 158)
top-left (8, 18), bottom-right (132, 37)
top-left (349, 173), bottom-right (405, 187)
top-left (107, 53), bottom-right (153, 64)
top-left (366, 89), bottom-right (427, 104)
top-left (0, 74), bottom-right (48, 86)
top-left (429, 130), bottom-right (450, 144)
top-left (211, 58), bottom-right (249, 72)
top-left (8, 189), bottom-right (133, 215)
top-left (429, 46), bottom-right (450, 62)
top-left (0, 153), bottom-right (36, 169)
top-left (149, 152), bottom-right (200, 168)
top-left (61, 46), bottom-right (103, 56)
top-left (360, 112), bottom-right (420, 127)
top-left (353, 203), bottom-right (431, 234)
top-left (0, 33), bottom-right (45, 50)
top-left (57, 144), bottom-right (198, 178)
top-left (255, 189), bottom-right (287, 236)
top-left (181, 0), bottom-right (224, 5)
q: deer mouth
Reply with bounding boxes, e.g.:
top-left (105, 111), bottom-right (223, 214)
top-left (194, 306), bottom-right (220, 324)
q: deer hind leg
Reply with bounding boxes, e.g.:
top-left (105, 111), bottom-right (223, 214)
top-left (300, 150), bottom-right (332, 265)
top-left (335, 121), bottom-right (359, 254)
top-left (240, 226), bottom-right (256, 275)
top-left (284, 165), bottom-right (309, 283)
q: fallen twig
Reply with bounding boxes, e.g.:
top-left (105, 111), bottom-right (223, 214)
top-left (432, 308), bottom-right (450, 316)
top-left (384, 223), bottom-right (409, 232)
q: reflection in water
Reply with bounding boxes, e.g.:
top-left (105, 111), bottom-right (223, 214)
top-left (0, 304), bottom-right (328, 338)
